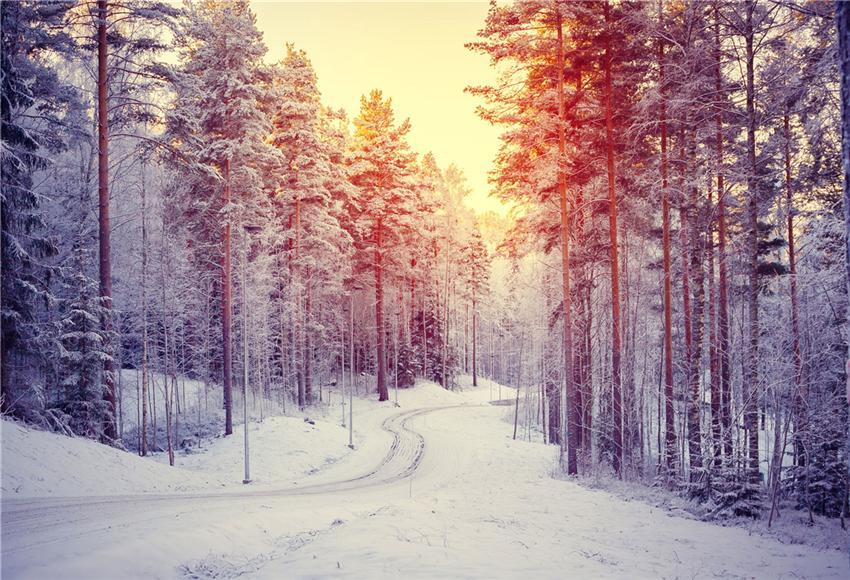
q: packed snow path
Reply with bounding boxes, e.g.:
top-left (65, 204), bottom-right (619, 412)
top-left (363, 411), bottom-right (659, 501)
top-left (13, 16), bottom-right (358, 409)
top-left (2, 386), bottom-right (847, 579)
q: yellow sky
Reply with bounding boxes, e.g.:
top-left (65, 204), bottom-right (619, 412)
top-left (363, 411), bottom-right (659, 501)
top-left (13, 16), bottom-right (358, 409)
top-left (250, 0), bottom-right (507, 215)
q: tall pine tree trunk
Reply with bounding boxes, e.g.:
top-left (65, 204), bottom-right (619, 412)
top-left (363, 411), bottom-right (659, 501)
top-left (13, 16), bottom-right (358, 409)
top-left (574, 188), bottom-right (593, 456)
top-left (686, 129), bottom-right (705, 482)
top-left (375, 219), bottom-right (388, 401)
top-left (294, 196), bottom-right (305, 408)
top-left (556, 7), bottom-right (578, 475)
top-left (140, 164), bottom-right (149, 456)
top-left (582, 286), bottom-right (594, 454)
top-left (162, 259), bottom-right (174, 467)
top-left (708, 186), bottom-right (720, 467)
top-left (304, 273), bottom-right (313, 404)
top-left (472, 290), bottom-right (478, 387)
top-left (443, 244), bottom-right (450, 389)
top-left (715, 4), bottom-right (733, 461)
top-left (744, 0), bottom-right (761, 482)
top-left (706, 9), bottom-right (721, 467)
top-left (835, 5), bottom-right (850, 564)
top-left (785, 112), bottom-right (806, 470)
top-left (222, 158), bottom-right (234, 435)
top-left (464, 302), bottom-right (469, 374)
top-left (97, 0), bottom-right (117, 441)
top-left (604, 0), bottom-right (624, 478)
top-left (659, 11), bottom-right (676, 474)
top-left (544, 272), bottom-right (561, 446)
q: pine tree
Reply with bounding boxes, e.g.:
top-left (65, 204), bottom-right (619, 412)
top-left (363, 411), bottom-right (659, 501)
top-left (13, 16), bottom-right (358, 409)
top-left (269, 45), bottom-right (353, 407)
top-left (167, 0), bottom-right (281, 434)
top-left (347, 90), bottom-right (421, 401)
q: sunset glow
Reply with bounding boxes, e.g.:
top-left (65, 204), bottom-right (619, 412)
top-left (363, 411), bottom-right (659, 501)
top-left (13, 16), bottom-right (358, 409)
top-left (252, 0), bottom-right (508, 216)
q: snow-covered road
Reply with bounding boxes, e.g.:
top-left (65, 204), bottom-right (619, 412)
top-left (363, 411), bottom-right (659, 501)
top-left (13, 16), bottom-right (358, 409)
top-left (2, 385), bottom-right (847, 579)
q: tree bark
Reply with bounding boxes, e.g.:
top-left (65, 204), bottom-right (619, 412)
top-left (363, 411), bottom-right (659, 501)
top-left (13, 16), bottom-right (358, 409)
top-left (464, 302), bottom-right (469, 374)
top-left (556, 7), bottom-right (578, 475)
top-left (97, 0), bottom-right (117, 441)
top-left (785, 112), bottom-right (806, 470)
top-left (708, 185), bottom-right (720, 467)
top-left (659, 9), bottom-right (676, 474)
top-left (835, 1), bottom-right (850, 564)
top-left (140, 163), bottom-right (149, 456)
top-left (304, 272), bottom-right (313, 404)
top-left (375, 219), bottom-right (388, 401)
top-left (295, 195), bottom-right (304, 408)
top-left (222, 158), bottom-right (233, 435)
top-left (715, 3), bottom-right (733, 462)
top-left (472, 290), bottom-right (478, 387)
top-left (604, 0), bottom-right (624, 478)
top-left (443, 245), bottom-right (450, 389)
top-left (744, 0), bottom-right (761, 482)
top-left (686, 129), bottom-right (705, 483)
top-left (162, 257), bottom-right (174, 466)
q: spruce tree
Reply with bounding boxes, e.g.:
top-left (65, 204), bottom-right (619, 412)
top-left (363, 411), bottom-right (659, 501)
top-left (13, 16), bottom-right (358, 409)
top-left (1, 0), bottom-right (77, 416)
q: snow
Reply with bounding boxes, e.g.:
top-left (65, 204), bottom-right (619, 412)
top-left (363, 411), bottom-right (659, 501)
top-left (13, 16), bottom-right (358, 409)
top-left (2, 377), bottom-right (848, 579)
top-left (149, 415), bottom-right (355, 487)
top-left (0, 420), bottom-right (223, 497)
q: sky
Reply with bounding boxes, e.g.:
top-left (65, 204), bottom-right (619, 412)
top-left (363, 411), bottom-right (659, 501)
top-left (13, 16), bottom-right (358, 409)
top-left (250, 0), bottom-right (506, 215)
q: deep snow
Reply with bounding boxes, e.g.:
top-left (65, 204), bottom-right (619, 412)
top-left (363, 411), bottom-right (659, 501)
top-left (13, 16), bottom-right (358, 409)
top-left (2, 376), bottom-right (847, 579)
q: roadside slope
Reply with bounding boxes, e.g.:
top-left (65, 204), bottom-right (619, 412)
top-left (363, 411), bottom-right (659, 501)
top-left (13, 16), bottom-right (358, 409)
top-left (1, 419), bottom-right (228, 497)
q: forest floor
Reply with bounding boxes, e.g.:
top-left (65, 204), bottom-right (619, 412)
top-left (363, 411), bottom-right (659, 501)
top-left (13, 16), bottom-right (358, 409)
top-left (1, 378), bottom-right (848, 579)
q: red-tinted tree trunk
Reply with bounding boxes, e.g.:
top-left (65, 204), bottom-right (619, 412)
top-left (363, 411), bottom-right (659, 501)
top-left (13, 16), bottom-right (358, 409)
top-left (294, 195), bottom-right (304, 408)
top-left (464, 302), bottom-right (469, 374)
top-left (472, 289), bottom-right (478, 387)
top-left (604, 0), bottom-right (624, 478)
top-left (304, 272), bottom-right (313, 404)
top-left (556, 8), bottom-right (578, 475)
top-left (659, 12), bottom-right (676, 474)
top-left (375, 219), bottom-right (388, 401)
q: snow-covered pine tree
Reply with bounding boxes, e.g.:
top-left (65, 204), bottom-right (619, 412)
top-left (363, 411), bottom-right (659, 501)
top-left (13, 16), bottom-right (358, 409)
top-left (167, 0), bottom-right (281, 434)
top-left (347, 90), bottom-right (421, 401)
top-left (269, 45), bottom-right (353, 407)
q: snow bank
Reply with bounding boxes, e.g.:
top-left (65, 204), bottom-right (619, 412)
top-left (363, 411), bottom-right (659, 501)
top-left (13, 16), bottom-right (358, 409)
top-left (1, 419), bottom-right (224, 498)
top-left (151, 414), bottom-right (354, 486)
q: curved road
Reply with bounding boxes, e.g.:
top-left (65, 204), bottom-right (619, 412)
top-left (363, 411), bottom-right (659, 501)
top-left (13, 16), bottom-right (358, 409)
top-left (1, 404), bottom-right (465, 577)
top-left (4, 400), bottom-right (847, 579)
